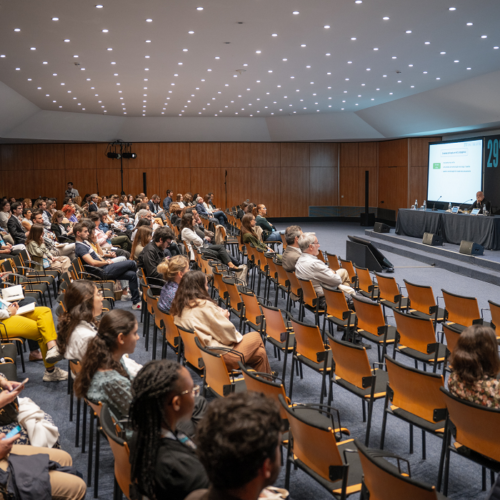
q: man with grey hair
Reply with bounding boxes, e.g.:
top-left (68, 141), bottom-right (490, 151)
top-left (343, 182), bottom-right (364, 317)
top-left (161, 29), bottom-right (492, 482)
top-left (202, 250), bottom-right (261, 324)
top-left (295, 232), bottom-right (354, 308)
top-left (88, 194), bottom-right (99, 213)
top-left (282, 225), bottom-right (303, 272)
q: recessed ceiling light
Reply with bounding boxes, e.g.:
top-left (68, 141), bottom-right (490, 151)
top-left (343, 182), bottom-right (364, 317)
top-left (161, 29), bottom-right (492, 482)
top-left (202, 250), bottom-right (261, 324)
top-left (397, 80), bottom-right (401, 83)
top-left (425, 41), bottom-right (430, 44)
top-left (389, 92), bottom-right (393, 95)
top-left (440, 51), bottom-right (446, 55)
top-left (256, 50), bottom-right (261, 53)
top-left (301, 44), bottom-right (306, 47)
top-left (467, 67), bottom-right (471, 70)
top-left (73, 55), bottom-right (78, 58)
top-left (383, 16), bottom-right (389, 20)
top-left (392, 56), bottom-right (397, 59)
top-left (37, 86), bottom-right (41, 89)
top-left (436, 77), bottom-right (441, 80)
top-left (406, 30), bottom-right (412, 34)
top-left (454, 60), bottom-right (459, 63)
top-left (197, 7), bottom-right (203, 10)
top-left (348, 61), bottom-right (352, 64)
top-left (494, 46), bottom-right (499, 50)
top-left (351, 37), bottom-right (356, 41)
top-left (409, 64), bottom-right (413, 67)
top-left (0, 55), bottom-right (5, 58)
top-left (467, 22), bottom-right (473, 26)
top-left (282, 58), bottom-right (287, 61)
top-left (188, 31), bottom-right (194, 34)
top-left (268, 70), bottom-right (273, 73)
top-left (324, 25), bottom-right (330, 29)
top-left (42, 61), bottom-right (48, 64)
top-left (423, 71), bottom-right (428, 74)
top-left (102, 29), bottom-right (109, 32)
top-left (373, 48), bottom-right (378, 51)
top-left (293, 11), bottom-right (299, 15)
top-left (52, 17), bottom-right (59, 21)
top-left (326, 53), bottom-right (331, 56)
top-left (449, 7), bottom-right (456, 11)
top-left (383, 74), bottom-right (387, 77)
top-left (411, 85), bottom-right (415, 88)
top-left (481, 35), bottom-right (487, 39)
top-left (146, 18), bottom-right (152, 22)
top-left (64, 39), bottom-right (70, 42)
top-left (355, 0), bottom-right (362, 4)
top-left (306, 65), bottom-right (311, 68)
top-left (366, 68), bottom-right (371, 71)
top-left (272, 33), bottom-right (278, 37)
top-left (30, 47), bottom-right (36, 51)
top-left (96, 4), bottom-right (103, 8)
top-left (14, 28), bottom-right (20, 32)
top-left (361, 83), bottom-right (365, 86)
top-left (15, 67), bottom-right (20, 71)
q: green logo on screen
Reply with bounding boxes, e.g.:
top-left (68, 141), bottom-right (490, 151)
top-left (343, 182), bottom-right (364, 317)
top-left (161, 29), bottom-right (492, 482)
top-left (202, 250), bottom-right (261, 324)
top-left (433, 163), bottom-right (441, 169)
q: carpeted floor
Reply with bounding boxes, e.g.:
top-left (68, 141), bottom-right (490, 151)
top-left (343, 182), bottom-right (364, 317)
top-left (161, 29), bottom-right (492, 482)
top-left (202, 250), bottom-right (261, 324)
top-left (19, 221), bottom-right (498, 499)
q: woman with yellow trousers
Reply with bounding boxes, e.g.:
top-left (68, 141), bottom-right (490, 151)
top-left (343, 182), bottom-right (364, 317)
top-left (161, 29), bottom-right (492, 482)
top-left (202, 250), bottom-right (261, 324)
top-left (0, 302), bottom-right (67, 382)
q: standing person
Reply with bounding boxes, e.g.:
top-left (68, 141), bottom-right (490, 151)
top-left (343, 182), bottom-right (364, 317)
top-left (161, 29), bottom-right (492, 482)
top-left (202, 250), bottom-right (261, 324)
top-left (157, 255), bottom-right (190, 313)
top-left (65, 182), bottom-right (80, 199)
top-left (129, 360), bottom-right (209, 500)
top-left (74, 223), bottom-right (141, 310)
top-left (188, 392), bottom-right (282, 500)
top-left (448, 325), bottom-right (500, 407)
top-left (172, 271), bottom-right (271, 374)
top-left (253, 204), bottom-right (284, 242)
top-left (26, 224), bottom-right (71, 273)
top-left (7, 202), bottom-right (29, 245)
top-left (163, 190), bottom-right (173, 211)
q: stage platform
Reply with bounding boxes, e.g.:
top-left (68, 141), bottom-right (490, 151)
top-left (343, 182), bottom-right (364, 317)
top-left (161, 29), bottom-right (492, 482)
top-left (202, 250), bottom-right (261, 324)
top-left (363, 228), bottom-right (500, 286)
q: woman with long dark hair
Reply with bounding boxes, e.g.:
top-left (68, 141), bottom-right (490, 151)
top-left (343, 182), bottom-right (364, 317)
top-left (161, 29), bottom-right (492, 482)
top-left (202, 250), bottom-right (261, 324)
top-left (172, 271), bottom-right (271, 373)
top-left (240, 213), bottom-right (275, 253)
top-left (130, 226), bottom-right (152, 262)
top-left (129, 360), bottom-right (209, 500)
top-left (26, 224), bottom-right (71, 273)
top-left (56, 281), bottom-right (103, 361)
top-left (448, 324), bottom-right (500, 408)
top-left (74, 309), bottom-right (139, 422)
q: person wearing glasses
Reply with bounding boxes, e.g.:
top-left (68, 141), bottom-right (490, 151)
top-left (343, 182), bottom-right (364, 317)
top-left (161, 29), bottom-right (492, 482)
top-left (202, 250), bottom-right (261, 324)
top-left (253, 204), bottom-right (284, 242)
top-left (129, 360), bottom-right (209, 500)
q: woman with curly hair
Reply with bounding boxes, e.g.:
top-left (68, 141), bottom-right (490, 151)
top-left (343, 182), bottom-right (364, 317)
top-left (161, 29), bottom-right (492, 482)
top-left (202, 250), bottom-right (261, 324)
top-left (129, 360), bottom-right (209, 500)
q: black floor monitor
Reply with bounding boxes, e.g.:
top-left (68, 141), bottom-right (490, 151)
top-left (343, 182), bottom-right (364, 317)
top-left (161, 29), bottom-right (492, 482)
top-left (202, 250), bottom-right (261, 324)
top-left (347, 235), bottom-right (394, 272)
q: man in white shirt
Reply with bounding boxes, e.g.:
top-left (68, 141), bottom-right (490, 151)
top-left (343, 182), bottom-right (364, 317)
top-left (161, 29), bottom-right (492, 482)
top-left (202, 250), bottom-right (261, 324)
top-left (295, 232), bottom-right (354, 308)
top-left (65, 182), bottom-right (80, 199)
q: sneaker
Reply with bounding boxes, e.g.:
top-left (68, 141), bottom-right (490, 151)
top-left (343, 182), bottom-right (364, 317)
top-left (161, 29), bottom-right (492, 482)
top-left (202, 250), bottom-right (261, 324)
top-left (45, 345), bottom-right (64, 364)
top-left (131, 302), bottom-right (142, 310)
top-left (121, 292), bottom-right (132, 301)
top-left (43, 367), bottom-right (68, 382)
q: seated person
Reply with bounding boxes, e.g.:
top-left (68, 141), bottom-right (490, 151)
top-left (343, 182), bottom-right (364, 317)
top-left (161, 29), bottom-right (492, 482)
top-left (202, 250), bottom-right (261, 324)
top-left (471, 191), bottom-right (492, 214)
top-left (0, 300), bottom-right (67, 382)
top-left (0, 200), bottom-right (11, 230)
top-left (192, 209), bottom-right (214, 240)
top-left (88, 194), bottom-right (99, 213)
top-left (26, 224), bottom-right (71, 273)
top-left (253, 204), bottom-right (284, 242)
top-left (195, 196), bottom-right (221, 227)
top-left (240, 214), bottom-right (275, 254)
top-left (448, 324), bottom-right (500, 408)
top-left (172, 271), bottom-right (271, 374)
top-left (0, 380), bottom-right (86, 499)
top-left (89, 213), bottom-right (130, 258)
top-left (170, 204), bottom-right (183, 226)
top-left (236, 201), bottom-right (248, 220)
top-left (50, 210), bottom-right (74, 242)
top-left (97, 210), bottom-right (132, 251)
top-left (203, 194), bottom-right (228, 226)
top-left (176, 194), bottom-right (185, 209)
top-left (62, 197), bottom-right (79, 223)
top-left (0, 232), bottom-right (23, 256)
top-left (32, 210), bottom-right (75, 260)
top-left (74, 222), bottom-right (141, 310)
top-left (147, 194), bottom-right (166, 222)
top-left (130, 226), bottom-right (152, 262)
top-left (187, 392), bottom-right (282, 500)
top-left (184, 193), bottom-right (194, 207)
top-left (295, 232), bottom-right (355, 308)
top-left (7, 202), bottom-right (29, 245)
top-left (157, 255), bottom-right (190, 313)
top-left (138, 227), bottom-right (177, 280)
top-left (282, 225), bottom-right (303, 272)
top-left (129, 360), bottom-right (209, 500)
top-left (22, 207), bottom-right (33, 232)
top-left (163, 190), bottom-right (173, 211)
top-left (180, 214), bottom-right (241, 270)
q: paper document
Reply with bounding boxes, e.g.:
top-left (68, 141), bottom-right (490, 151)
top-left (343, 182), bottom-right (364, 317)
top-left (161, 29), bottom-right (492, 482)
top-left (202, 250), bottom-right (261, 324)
top-left (1, 285), bottom-right (24, 302)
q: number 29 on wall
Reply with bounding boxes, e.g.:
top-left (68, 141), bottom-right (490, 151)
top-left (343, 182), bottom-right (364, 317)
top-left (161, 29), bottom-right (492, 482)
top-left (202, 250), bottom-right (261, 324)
top-left (487, 138), bottom-right (499, 168)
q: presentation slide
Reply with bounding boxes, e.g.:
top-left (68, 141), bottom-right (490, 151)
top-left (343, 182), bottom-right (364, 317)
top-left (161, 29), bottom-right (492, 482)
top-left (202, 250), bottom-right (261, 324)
top-left (427, 139), bottom-right (483, 205)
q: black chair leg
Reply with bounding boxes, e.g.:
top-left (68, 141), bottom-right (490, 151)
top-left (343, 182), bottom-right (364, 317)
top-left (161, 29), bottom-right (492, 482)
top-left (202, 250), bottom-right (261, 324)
top-left (409, 423), bottom-right (414, 454)
top-left (94, 420), bottom-right (100, 498)
top-left (75, 397), bottom-right (81, 447)
top-left (82, 401), bottom-right (87, 453)
top-left (152, 324), bottom-right (157, 360)
top-left (422, 429), bottom-right (426, 460)
top-left (87, 405), bottom-right (94, 486)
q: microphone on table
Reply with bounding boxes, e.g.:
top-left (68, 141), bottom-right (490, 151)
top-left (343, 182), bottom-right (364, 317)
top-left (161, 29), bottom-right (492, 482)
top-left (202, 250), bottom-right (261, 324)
top-left (433, 196), bottom-right (442, 211)
top-left (458, 198), bottom-right (473, 212)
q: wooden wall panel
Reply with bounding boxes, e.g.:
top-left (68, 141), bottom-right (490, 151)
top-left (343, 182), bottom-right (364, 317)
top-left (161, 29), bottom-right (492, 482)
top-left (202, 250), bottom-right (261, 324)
top-left (124, 143), bottom-right (159, 170)
top-left (96, 143), bottom-right (120, 170)
top-left (158, 167), bottom-right (191, 200)
top-left (358, 167), bottom-right (378, 207)
top-left (190, 168), bottom-right (223, 207)
top-left (358, 142), bottom-right (378, 167)
top-left (252, 168), bottom-right (281, 217)
top-left (226, 168), bottom-right (252, 210)
top-left (396, 166), bottom-right (409, 210)
top-left (310, 144), bottom-right (338, 167)
top-left (64, 144), bottom-right (96, 171)
top-left (340, 143), bottom-right (358, 167)
top-left (33, 144), bottom-right (65, 170)
top-left (339, 166), bottom-right (359, 206)
top-left (281, 144), bottom-right (310, 167)
top-left (0, 145), bottom-right (33, 171)
top-left (0, 171), bottom-right (23, 198)
top-left (97, 169), bottom-right (122, 197)
top-left (251, 143), bottom-right (280, 167)
top-left (310, 167), bottom-right (338, 206)
top-left (64, 169), bottom-right (98, 198)
top-left (190, 143), bottom-right (221, 168)
top-left (221, 143), bottom-right (252, 168)
top-left (379, 139), bottom-right (408, 167)
top-left (125, 168), bottom-right (159, 196)
top-left (280, 167), bottom-right (309, 217)
top-left (159, 143), bottom-right (190, 169)
top-left (409, 166), bottom-right (428, 207)
top-left (378, 167), bottom-right (397, 211)
top-left (31, 170), bottom-right (66, 201)
top-left (410, 138), bottom-right (437, 167)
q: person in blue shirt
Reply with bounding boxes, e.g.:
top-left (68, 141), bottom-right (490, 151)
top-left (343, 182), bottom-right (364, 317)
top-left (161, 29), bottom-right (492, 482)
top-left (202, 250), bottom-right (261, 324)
top-left (163, 190), bottom-right (173, 211)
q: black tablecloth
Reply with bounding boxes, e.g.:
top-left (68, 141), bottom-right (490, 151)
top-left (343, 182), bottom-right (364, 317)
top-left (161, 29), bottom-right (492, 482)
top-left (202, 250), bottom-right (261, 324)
top-left (396, 209), bottom-right (500, 250)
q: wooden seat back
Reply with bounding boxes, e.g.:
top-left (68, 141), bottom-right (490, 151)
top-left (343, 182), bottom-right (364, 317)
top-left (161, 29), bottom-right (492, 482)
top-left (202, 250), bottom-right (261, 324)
top-left (442, 289), bottom-right (480, 327)
top-left (356, 439), bottom-right (440, 500)
top-left (261, 304), bottom-right (289, 344)
top-left (352, 296), bottom-right (386, 335)
top-left (375, 273), bottom-right (401, 302)
top-left (393, 309), bottom-right (437, 354)
top-left (441, 387), bottom-right (500, 462)
top-left (325, 252), bottom-right (341, 271)
top-left (240, 289), bottom-right (263, 327)
top-left (488, 300), bottom-right (500, 329)
top-left (442, 324), bottom-right (461, 355)
top-left (386, 356), bottom-right (445, 424)
top-left (222, 277), bottom-right (243, 313)
top-left (354, 266), bottom-right (375, 294)
top-left (274, 261), bottom-right (290, 290)
top-left (153, 305), bottom-right (179, 348)
top-left (177, 325), bottom-right (204, 372)
top-left (400, 279), bottom-right (440, 320)
top-left (290, 318), bottom-right (326, 363)
top-left (339, 258), bottom-right (357, 284)
top-left (212, 271), bottom-right (228, 300)
top-left (317, 250), bottom-right (326, 263)
top-left (285, 271), bottom-right (303, 299)
top-left (297, 278), bottom-right (319, 309)
top-left (322, 285), bottom-right (351, 322)
top-left (327, 336), bottom-right (372, 389)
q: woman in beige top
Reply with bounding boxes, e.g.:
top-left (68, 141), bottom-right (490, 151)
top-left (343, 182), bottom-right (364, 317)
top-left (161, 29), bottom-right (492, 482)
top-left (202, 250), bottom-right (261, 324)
top-left (172, 271), bottom-right (271, 374)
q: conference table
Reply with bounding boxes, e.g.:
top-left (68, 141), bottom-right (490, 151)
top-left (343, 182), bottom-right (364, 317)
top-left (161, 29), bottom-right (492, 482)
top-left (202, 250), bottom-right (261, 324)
top-left (396, 209), bottom-right (500, 250)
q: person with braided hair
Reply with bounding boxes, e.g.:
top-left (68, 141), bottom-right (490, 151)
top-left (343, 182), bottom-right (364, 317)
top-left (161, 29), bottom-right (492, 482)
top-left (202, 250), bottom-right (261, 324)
top-left (129, 360), bottom-right (209, 500)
